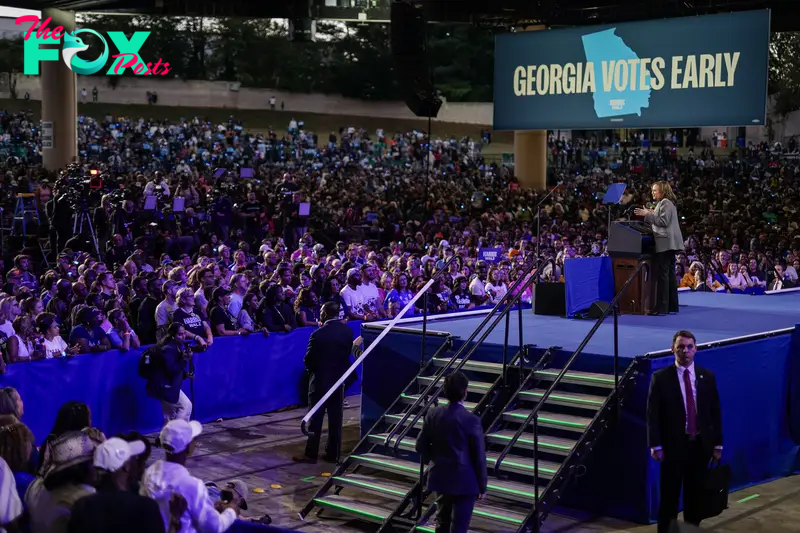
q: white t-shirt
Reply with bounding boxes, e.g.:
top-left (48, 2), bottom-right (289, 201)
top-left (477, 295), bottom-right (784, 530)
top-left (44, 336), bottom-right (69, 358)
top-left (357, 283), bottom-right (382, 315)
top-left (0, 457), bottom-right (21, 533)
top-left (227, 292), bottom-right (244, 319)
top-left (340, 285), bottom-right (367, 317)
top-left (485, 282), bottom-right (508, 304)
top-left (469, 277), bottom-right (486, 298)
top-left (0, 322), bottom-right (14, 341)
top-left (12, 335), bottom-right (31, 361)
top-left (155, 300), bottom-right (177, 327)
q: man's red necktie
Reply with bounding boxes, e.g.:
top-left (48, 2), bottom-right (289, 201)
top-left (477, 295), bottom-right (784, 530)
top-left (684, 369), bottom-right (697, 437)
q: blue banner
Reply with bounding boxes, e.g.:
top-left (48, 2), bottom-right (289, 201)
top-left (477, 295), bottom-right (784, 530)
top-left (494, 10), bottom-right (770, 130)
top-left (478, 247), bottom-right (504, 263)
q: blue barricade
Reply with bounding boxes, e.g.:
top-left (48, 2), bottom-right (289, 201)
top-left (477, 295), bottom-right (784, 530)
top-left (0, 322), bottom-right (362, 444)
top-left (564, 257), bottom-right (614, 318)
top-left (231, 520), bottom-right (295, 533)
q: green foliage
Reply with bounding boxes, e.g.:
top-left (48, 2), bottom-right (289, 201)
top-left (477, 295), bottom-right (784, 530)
top-left (0, 15), bottom-right (496, 102)
top-left (770, 32), bottom-right (800, 115)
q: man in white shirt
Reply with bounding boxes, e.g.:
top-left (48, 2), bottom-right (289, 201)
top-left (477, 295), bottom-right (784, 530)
top-left (155, 281), bottom-right (178, 339)
top-left (469, 262), bottom-right (489, 306)
top-left (646, 330), bottom-right (723, 533)
top-left (357, 264), bottom-right (386, 319)
top-left (340, 268), bottom-right (371, 322)
top-left (227, 274), bottom-right (248, 320)
top-left (141, 420), bottom-right (238, 533)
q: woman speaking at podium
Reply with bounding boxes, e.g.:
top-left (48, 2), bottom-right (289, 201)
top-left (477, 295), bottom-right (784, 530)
top-left (634, 181), bottom-right (683, 315)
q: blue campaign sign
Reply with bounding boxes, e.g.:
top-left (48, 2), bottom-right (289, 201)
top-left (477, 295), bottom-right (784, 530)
top-left (494, 10), bottom-right (770, 130)
top-left (479, 247), bottom-right (505, 263)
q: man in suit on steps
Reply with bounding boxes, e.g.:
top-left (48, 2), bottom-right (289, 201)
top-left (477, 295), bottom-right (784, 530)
top-left (647, 330), bottom-right (723, 533)
top-left (415, 371), bottom-right (487, 533)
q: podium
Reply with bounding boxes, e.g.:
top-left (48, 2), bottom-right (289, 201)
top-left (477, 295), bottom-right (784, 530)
top-left (608, 221), bottom-right (656, 315)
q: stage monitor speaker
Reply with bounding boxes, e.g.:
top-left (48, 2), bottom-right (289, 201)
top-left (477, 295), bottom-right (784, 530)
top-left (587, 301), bottom-right (609, 319)
top-left (390, 1), bottom-right (441, 118)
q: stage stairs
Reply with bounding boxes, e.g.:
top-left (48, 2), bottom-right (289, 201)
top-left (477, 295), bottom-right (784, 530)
top-left (300, 339), bottom-right (640, 533)
top-left (299, 260), bottom-right (644, 532)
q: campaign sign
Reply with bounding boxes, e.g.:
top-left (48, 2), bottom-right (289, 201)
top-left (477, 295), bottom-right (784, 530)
top-left (479, 247), bottom-right (504, 263)
top-left (494, 10), bottom-right (770, 130)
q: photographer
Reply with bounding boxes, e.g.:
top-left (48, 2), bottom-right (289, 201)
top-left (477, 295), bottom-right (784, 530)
top-left (239, 190), bottom-right (264, 244)
top-left (211, 187), bottom-right (234, 241)
top-left (49, 178), bottom-right (76, 254)
top-left (143, 322), bottom-right (203, 423)
top-left (275, 172), bottom-right (298, 236)
top-left (144, 172), bottom-right (170, 198)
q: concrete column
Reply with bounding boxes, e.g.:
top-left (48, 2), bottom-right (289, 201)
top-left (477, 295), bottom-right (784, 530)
top-left (40, 8), bottom-right (77, 171)
top-left (513, 24), bottom-right (548, 191)
top-left (514, 130), bottom-right (548, 190)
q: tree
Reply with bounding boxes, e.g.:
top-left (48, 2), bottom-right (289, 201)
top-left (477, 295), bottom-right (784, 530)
top-left (769, 32), bottom-right (800, 115)
top-left (428, 24), bottom-right (494, 102)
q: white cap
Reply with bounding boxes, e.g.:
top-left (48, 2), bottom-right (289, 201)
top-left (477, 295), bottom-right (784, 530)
top-left (94, 437), bottom-right (146, 472)
top-left (160, 420), bottom-right (202, 454)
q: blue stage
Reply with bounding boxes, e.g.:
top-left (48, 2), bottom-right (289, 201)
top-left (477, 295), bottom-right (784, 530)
top-left (360, 291), bottom-right (800, 524)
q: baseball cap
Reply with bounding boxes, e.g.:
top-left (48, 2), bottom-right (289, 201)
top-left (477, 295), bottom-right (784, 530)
top-left (346, 268), bottom-right (361, 280)
top-left (212, 287), bottom-right (231, 302)
top-left (94, 437), bottom-right (146, 472)
top-left (224, 479), bottom-right (249, 510)
top-left (160, 420), bottom-right (202, 454)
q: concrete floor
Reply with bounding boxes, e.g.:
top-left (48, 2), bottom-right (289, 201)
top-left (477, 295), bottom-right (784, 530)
top-left (147, 398), bottom-right (800, 533)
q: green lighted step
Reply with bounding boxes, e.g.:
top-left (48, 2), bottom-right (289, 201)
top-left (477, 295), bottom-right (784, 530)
top-left (416, 527), bottom-right (481, 533)
top-left (417, 375), bottom-right (492, 393)
top-left (400, 394), bottom-right (478, 411)
top-left (485, 452), bottom-right (561, 478)
top-left (331, 474), bottom-right (412, 500)
top-left (485, 478), bottom-right (540, 503)
top-left (472, 502), bottom-right (528, 526)
top-left (486, 430), bottom-right (577, 456)
top-left (312, 494), bottom-right (392, 523)
top-left (384, 413), bottom-right (424, 429)
top-left (350, 453), bottom-right (419, 477)
top-left (535, 368), bottom-right (616, 389)
top-left (368, 433), bottom-right (418, 452)
top-left (502, 409), bottom-right (593, 432)
top-left (519, 388), bottom-right (607, 409)
top-left (431, 357), bottom-right (504, 374)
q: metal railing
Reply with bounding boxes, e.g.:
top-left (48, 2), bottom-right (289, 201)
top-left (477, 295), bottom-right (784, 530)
top-left (300, 252), bottom-right (459, 435)
top-left (384, 256), bottom-right (547, 454)
top-left (491, 261), bottom-right (645, 476)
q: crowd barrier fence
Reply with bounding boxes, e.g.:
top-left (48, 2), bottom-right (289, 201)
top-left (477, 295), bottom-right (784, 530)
top-left (0, 322), bottom-right (363, 444)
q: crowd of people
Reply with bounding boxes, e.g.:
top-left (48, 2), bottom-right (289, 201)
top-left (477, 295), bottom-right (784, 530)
top-left (0, 387), bottom-right (252, 532)
top-left (0, 111), bottom-right (796, 374)
top-left (0, 106), bottom-right (795, 531)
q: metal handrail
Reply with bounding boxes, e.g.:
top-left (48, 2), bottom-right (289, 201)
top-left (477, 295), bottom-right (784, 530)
top-left (492, 261), bottom-right (646, 473)
top-left (300, 252), bottom-right (459, 435)
top-left (386, 256), bottom-right (547, 454)
top-left (643, 327), bottom-right (795, 358)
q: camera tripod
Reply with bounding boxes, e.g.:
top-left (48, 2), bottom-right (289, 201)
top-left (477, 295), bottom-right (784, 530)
top-left (73, 207), bottom-right (102, 259)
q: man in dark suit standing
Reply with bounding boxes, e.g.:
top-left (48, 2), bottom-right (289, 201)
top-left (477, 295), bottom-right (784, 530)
top-left (415, 371), bottom-right (487, 533)
top-left (647, 330), bottom-right (723, 533)
top-left (294, 302), bottom-right (361, 464)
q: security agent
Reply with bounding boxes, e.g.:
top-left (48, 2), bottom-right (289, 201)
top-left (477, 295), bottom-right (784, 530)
top-left (415, 371), bottom-right (487, 533)
top-left (293, 301), bottom-right (362, 464)
top-left (647, 330), bottom-right (723, 533)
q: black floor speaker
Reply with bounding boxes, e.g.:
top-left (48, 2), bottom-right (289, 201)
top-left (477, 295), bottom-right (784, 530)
top-left (587, 301), bottom-right (610, 319)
